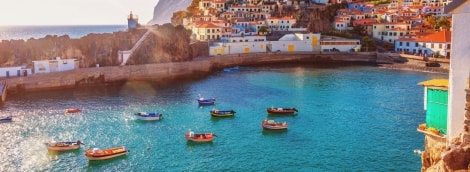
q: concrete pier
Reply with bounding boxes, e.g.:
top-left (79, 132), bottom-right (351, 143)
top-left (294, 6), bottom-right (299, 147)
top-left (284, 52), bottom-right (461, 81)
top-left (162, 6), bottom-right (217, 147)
top-left (5, 52), bottom-right (381, 94)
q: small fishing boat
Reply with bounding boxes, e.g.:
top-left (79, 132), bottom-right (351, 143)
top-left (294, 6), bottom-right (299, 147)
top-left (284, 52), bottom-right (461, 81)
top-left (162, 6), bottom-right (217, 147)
top-left (185, 129), bottom-right (215, 142)
top-left (84, 146), bottom-right (129, 160)
top-left (267, 107), bottom-right (298, 115)
top-left (197, 97), bottom-right (216, 106)
top-left (134, 112), bottom-right (163, 121)
top-left (44, 140), bottom-right (84, 151)
top-left (65, 108), bottom-right (81, 113)
top-left (0, 115), bottom-right (12, 123)
top-left (210, 109), bottom-right (235, 117)
top-left (262, 119), bottom-right (288, 130)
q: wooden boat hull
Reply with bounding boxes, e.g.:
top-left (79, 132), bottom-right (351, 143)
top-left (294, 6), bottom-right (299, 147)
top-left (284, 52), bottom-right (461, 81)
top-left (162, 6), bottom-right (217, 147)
top-left (197, 98), bottom-right (216, 106)
top-left (44, 141), bottom-right (83, 151)
top-left (262, 120), bottom-right (288, 130)
top-left (46, 145), bottom-right (80, 151)
top-left (266, 108), bottom-right (298, 115)
top-left (65, 109), bottom-right (81, 113)
top-left (86, 151), bottom-right (128, 160)
top-left (210, 110), bottom-right (235, 117)
top-left (84, 146), bottom-right (128, 161)
top-left (185, 133), bottom-right (214, 142)
top-left (0, 116), bottom-right (12, 123)
top-left (262, 125), bottom-right (288, 130)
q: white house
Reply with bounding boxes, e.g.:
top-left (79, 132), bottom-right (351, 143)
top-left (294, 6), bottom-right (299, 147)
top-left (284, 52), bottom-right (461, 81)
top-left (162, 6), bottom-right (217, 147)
top-left (444, 0), bottom-right (470, 144)
top-left (208, 33), bottom-right (322, 55)
top-left (0, 66), bottom-right (32, 78)
top-left (33, 57), bottom-right (79, 74)
top-left (394, 31), bottom-right (451, 58)
top-left (372, 22), bottom-right (411, 43)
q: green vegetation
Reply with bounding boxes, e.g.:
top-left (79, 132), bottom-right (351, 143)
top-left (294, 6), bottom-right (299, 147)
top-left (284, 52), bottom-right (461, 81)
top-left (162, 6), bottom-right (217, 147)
top-left (362, 36), bottom-right (377, 52)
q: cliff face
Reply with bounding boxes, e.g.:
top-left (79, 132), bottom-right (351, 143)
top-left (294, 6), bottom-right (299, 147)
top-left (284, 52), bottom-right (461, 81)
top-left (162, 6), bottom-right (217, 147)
top-left (0, 24), bottom-right (205, 68)
top-left (149, 0), bottom-right (193, 25)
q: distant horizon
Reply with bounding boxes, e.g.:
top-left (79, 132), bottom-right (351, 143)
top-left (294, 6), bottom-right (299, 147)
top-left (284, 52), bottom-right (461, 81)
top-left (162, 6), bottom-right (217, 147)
top-left (0, 0), bottom-right (158, 26)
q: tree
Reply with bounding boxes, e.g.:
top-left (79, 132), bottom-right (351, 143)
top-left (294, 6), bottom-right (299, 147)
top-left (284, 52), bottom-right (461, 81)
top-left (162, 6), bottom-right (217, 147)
top-left (362, 36), bottom-right (376, 52)
top-left (353, 25), bottom-right (367, 36)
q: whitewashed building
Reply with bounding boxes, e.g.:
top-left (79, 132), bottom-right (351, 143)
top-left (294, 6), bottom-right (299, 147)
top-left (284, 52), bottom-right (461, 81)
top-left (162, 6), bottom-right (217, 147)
top-left (394, 31), bottom-right (451, 58)
top-left (0, 66), bottom-right (32, 78)
top-left (32, 57), bottom-right (79, 74)
top-left (444, 0), bottom-right (470, 144)
top-left (209, 33), bottom-right (322, 56)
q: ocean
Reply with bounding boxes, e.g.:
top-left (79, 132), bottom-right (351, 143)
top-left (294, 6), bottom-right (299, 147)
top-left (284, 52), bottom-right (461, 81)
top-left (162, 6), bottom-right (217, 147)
top-left (0, 65), bottom-right (446, 171)
top-left (0, 25), bottom-right (127, 41)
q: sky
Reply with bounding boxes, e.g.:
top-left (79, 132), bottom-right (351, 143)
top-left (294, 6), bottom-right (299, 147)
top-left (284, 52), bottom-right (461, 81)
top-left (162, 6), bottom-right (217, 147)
top-left (0, 0), bottom-right (159, 26)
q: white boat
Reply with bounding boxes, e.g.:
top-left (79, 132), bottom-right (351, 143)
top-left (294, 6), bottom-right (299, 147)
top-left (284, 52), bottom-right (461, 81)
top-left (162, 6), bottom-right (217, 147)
top-left (135, 112), bottom-right (163, 121)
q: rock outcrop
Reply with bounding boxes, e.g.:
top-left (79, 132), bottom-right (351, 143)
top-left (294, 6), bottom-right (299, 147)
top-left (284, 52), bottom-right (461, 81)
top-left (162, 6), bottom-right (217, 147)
top-left (149, 0), bottom-right (193, 25)
top-left (0, 24), bottom-right (206, 68)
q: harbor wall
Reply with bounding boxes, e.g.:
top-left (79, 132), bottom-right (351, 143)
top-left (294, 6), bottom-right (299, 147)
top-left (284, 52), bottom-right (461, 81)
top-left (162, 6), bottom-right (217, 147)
top-left (5, 52), bottom-right (378, 94)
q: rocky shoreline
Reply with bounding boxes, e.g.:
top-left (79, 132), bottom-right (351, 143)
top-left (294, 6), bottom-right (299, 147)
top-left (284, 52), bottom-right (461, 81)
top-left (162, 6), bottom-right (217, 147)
top-left (380, 58), bottom-right (449, 74)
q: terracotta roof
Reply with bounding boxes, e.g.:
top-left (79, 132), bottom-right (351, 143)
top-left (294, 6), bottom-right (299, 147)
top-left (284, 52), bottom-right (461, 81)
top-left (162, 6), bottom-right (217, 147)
top-left (195, 22), bottom-right (220, 28)
top-left (415, 31), bottom-right (451, 43)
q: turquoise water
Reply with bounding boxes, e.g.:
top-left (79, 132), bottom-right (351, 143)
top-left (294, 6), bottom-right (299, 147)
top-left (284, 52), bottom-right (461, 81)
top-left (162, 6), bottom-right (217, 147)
top-left (0, 65), bottom-right (446, 171)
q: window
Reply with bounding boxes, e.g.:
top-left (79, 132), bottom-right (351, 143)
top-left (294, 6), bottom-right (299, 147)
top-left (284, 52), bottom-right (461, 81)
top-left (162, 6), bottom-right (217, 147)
top-left (431, 44), bottom-right (434, 48)
top-left (406, 42), bottom-right (409, 46)
top-left (439, 44), bottom-right (442, 49)
top-left (374, 26), bottom-right (376, 29)
top-left (399, 42), bottom-right (403, 46)
top-left (386, 26), bottom-right (389, 29)
top-left (415, 43), bottom-right (418, 47)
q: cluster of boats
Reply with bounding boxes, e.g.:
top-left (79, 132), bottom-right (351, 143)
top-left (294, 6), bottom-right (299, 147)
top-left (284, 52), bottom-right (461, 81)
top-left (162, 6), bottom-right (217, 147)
top-left (188, 97), bottom-right (299, 142)
top-left (44, 140), bottom-right (129, 160)
top-left (1, 95), bottom-right (299, 161)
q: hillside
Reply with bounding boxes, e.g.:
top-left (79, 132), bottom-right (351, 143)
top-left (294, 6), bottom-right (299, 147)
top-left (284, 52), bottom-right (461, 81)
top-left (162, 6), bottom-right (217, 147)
top-left (0, 24), bottom-right (206, 68)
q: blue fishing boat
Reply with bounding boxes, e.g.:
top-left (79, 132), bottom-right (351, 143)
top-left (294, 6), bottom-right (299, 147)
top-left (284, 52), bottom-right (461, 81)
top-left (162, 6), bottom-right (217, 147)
top-left (135, 112), bottom-right (163, 121)
top-left (197, 97), bottom-right (216, 106)
top-left (0, 115), bottom-right (12, 123)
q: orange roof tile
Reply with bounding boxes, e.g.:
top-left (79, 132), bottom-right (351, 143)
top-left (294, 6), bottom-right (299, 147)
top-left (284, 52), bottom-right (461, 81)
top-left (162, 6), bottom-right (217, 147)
top-left (415, 31), bottom-right (451, 43)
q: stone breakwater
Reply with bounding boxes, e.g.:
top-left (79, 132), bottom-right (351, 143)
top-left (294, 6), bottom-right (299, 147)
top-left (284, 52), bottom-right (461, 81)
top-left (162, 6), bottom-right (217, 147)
top-left (5, 52), bottom-right (379, 94)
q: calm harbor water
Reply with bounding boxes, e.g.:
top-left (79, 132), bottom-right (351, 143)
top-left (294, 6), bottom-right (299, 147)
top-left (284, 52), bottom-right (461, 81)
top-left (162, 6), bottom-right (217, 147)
top-left (0, 65), bottom-right (446, 171)
top-left (0, 25), bottom-right (127, 40)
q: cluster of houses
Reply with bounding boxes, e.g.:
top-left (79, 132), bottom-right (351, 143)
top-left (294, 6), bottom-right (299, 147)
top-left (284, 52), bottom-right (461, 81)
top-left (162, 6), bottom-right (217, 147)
top-left (184, 0), bottom-right (452, 57)
top-left (184, 0), bottom-right (363, 55)
top-left (334, 0), bottom-right (452, 58)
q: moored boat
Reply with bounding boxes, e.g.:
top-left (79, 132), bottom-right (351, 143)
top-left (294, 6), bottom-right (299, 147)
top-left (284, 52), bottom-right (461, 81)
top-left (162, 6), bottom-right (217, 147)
top-left (185, 129), bottom-right (215, 142)
top-left (65, 108), bottom-right (81, 113)
top-left (84, 146), bottom-right (129, 160)
top-left (262, 119), bottom-right (288, 130)
top-left (267, 107), bottom-right (298, 115)
top-left (134, 112), bottom-right (163, 121)
top-left (44, 140), bottom-right (83, 151)
top-left (0, 115), bottom-right (12, 123)
top-left (210, 109), bottom-right (235, 117)
top-left (197, 97), bottom-right (216, 106)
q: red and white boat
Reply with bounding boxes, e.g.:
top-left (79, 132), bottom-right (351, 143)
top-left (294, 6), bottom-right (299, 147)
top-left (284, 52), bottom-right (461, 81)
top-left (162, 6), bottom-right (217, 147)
top-left (44, 140), bottom-right (83, 151)
top-left (84, 146), bottom-right (128, 160)
top-left (184, 129), bottom-right (215, 142)
top-left (262, 119), bottom-right (288, 130)
top-left (65, 108), bottom-right (82, 113)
